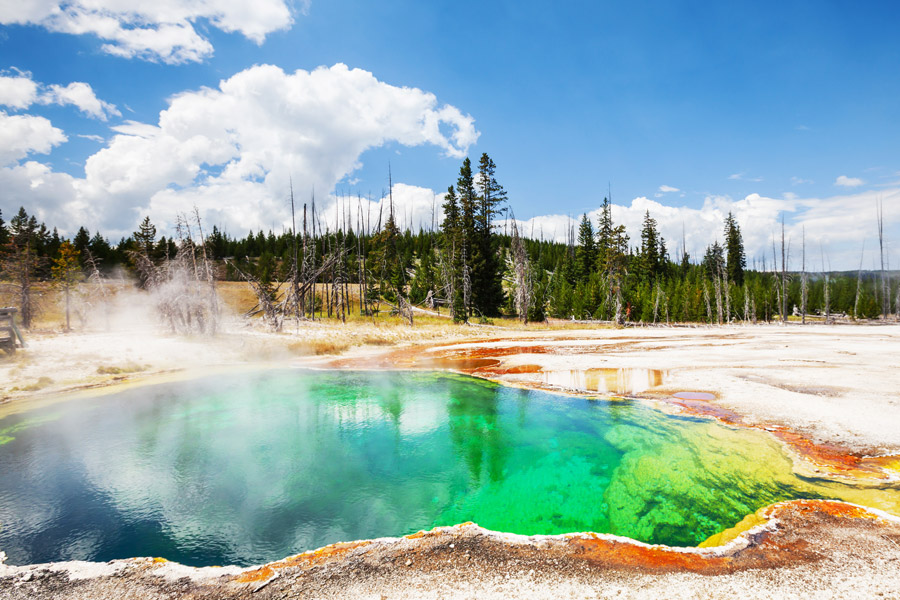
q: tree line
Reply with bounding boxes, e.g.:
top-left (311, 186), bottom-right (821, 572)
top-left (1, 154), bottom-right (897, 329)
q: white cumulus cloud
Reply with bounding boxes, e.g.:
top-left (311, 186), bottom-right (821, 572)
top-left (0, 0), bottom-right (297, 64)
top-left (835, 175), bottom-right (864, 188)
top-left (0, 111), bottom-right (67, 164)
top-left (0, 69), bottom-right (119, 120)
top-left (658, 185), bottom-right (679, 193)
top-left (0, 71), bottom-right (39, 108)
top-left (40, 82), bottom-right (121, 120)
top-left (0, 63), bottom-right (479, 237)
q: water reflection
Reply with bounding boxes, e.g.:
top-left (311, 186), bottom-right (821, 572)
top-left (542, 368), bottom-right (667, 394)
top-left (446, 380), bottom-right (508, 484)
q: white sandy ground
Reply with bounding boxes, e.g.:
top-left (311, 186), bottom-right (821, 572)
top-left (424, 323), bottom-right (900, 456)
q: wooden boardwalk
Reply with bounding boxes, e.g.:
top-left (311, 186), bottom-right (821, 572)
top-left (0, 307), bottom-right (24, 355)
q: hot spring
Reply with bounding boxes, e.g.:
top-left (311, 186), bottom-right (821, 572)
top-left (0, 369), bottom-right (897, 567)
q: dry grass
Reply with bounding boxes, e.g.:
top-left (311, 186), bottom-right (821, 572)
top-left (96, 362), bottom-right (148, 375)
top-left (13, 376), bottom-right (53, 392)
top-left (216, 281), bottom-right (260, 315)
top-left (2, 279), bottom-right (622, 343)
top-left (0, 279), bottom-right (137, 331)
top-left (285, 338), bottom-right (354, 356)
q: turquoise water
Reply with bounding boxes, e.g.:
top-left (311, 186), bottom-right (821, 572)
top-left (0, 369), bottom-right (896, 567)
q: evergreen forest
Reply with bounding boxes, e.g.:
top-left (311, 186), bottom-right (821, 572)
top-left (1, 152), bottom-right (897, 329)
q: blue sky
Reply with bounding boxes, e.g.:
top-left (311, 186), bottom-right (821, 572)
top-left (1, 0), bottom-right (899, 268)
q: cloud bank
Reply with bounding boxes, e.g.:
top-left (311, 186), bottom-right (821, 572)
top-left (0, 63), bottom-right (479, 236)
top-left (499, 188), bottom-right (900, 271)
top-left (0, 0), bottom-right (298, 63)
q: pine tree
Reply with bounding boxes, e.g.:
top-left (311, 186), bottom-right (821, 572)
top-left (130, 216), bottom-right (158, 288)
top-left (596, 197), bottom-right (614, 270)
top-left (0, 209), bottom-right (7, 249)
top-left (441, 185), bottom-right (466, 322)
top-left (658, 237), bottom-right (669, 278)
top-left (724, 212), bottom-right (746, 286)
top-left (48, 227), bottom-right (62, 259)
top-left (73, 226), bottom-right (91, 256)
top-left (207, 226), bottom-right (225, 260)
top-left (89, 231), bottom-right (112, 264)
top-left (680, 248), bottom-right (691, 275)
top-left (575, 213), bottom-right (595, 282)
top-left (472, 153), bottom-right (506, 316)
top-left (640, 210), bottom-right (661, 283)
top-left (367, 209), bottom-right (402, 302)
top-left (134, 216), bottom-right (157, 257)
top-left (456, 158), bottom-right (477, 316)
top-left (703, 241), bottom-right (725, 279)
top-left (4, 207), bottom-right (40, 328)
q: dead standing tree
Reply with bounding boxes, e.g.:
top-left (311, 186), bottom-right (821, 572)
top-left (228, 248), bottom-right (343, 331)
top-left (820, 245), bottom-right (831, 324)
top-left (781, 216), bottom-right (789, 323)
top-left (801, 226), bottom-right (808, 324)
top-left (506, 214), bottom-right (533, 323)
top-left (854, 241), bottom-right (865, 319)
top-left (877, 198), bottom-right (889, 319)
top-left (81, 248), bottom-right (112, 329)
top-left (129, 212), bottom-right (220, 335)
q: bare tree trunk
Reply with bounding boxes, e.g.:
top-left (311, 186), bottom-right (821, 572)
top-left (192, 207), bottom-right (219, 335)
top-left (703, 281), bottom-right (713, 324)
top-left (508, 214), bottom-right (532, 323)
top-left (781, 216), bottom-right (787, 324)
top-left (895, 279), bottom-right (900, 323)
top-left (302, 203), bottom-right (308, 318)
top-left (723, 274), bottom-right (731, 323)
top-left (801, 226), bottom-right (807, 324)
top-left (713, 272), bottom-right (723, 325)
top-left (614, 285), bottom-right (624, 326)
top-left (744, 284), bottom-right (751, 324)
top-left (84, 249), bottom-right (110, 330)
top-left (878, 198), bottom-right (888, 319)
top-left (652, 286), bottom-right (660, 323)
top-left (854, 241), bottom-right (865, 319)
top-left (772, 235), bottom-right (780, 323)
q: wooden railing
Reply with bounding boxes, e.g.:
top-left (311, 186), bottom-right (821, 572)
top-left (0, 307), bottom-right (24, 355)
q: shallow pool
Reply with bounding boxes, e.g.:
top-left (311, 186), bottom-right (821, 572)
top-left (0, 369), bottom-right (896, 567)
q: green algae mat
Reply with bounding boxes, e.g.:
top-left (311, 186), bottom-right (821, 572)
top-left (0, 369), bottom-right (897, 567)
